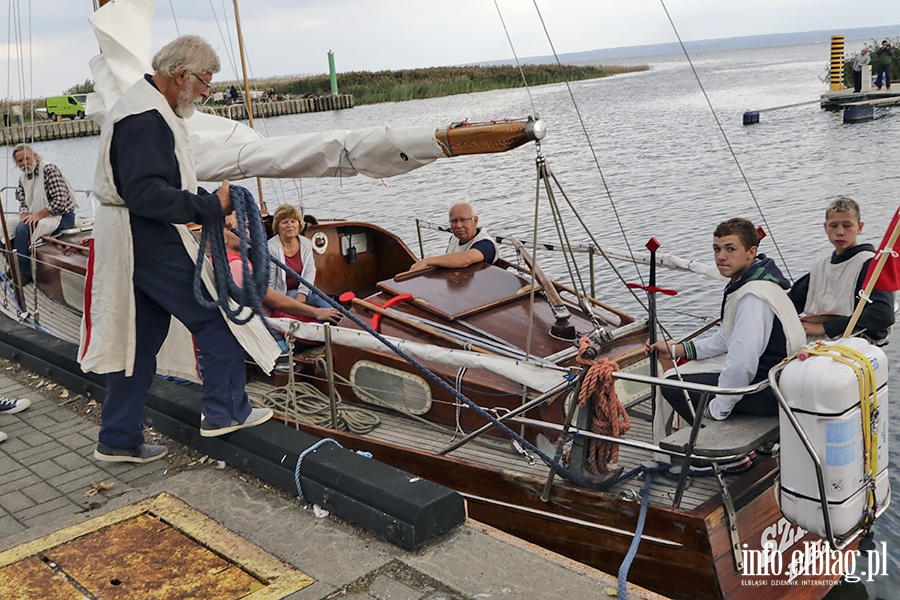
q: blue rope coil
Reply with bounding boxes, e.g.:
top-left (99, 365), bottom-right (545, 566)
top-left (192, 185), bottom-right (270, 325)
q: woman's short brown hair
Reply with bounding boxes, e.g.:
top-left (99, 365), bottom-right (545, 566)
top-left (272, 204), bottom-right (304, 237)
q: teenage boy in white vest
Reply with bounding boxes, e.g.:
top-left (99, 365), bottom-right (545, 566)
top-left (788, 197), bottom-right (894, 346)
top-left (409, 202), bottom-right (498, 272)
top-left (646, 219), bottom-right (806, 453)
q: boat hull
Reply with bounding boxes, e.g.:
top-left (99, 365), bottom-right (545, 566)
top-left (289, 420), bottom-right (842, 600)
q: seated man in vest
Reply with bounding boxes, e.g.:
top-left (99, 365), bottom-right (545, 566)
top-left (646, 218), bottom-right (806, 470)
top-left (788, 197), bottom-right (894, 345)
top-left (409, 202), bottom-right (498, 271)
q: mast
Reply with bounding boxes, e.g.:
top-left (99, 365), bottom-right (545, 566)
top-left (231, 0), bottom-right (267, 213)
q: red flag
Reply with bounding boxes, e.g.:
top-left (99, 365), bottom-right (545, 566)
top-left (862, 207), bottom-right (900, 292)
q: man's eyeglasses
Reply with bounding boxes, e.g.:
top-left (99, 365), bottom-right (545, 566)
top-left (449, 217), bottom-right (475, 225)
top-left (191, 73), bottom-right (212, 91)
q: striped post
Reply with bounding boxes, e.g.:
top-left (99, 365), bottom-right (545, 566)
top-left (831, 35), bottom-right (845, 91)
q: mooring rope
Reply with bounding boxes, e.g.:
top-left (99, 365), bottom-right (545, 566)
top-left (617, 469), bottom-right (654, 598)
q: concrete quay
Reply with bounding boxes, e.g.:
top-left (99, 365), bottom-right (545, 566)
top-left (0, 360), bottom-right (665, 600)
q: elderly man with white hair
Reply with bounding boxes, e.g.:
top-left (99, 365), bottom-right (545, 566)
top-left (410, 202), bottom-right (499, 271)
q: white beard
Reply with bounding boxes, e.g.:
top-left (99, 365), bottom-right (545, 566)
top-left (174, 86), bottom-right (197, 119)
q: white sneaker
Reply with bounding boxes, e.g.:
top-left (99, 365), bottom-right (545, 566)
top-left (0, 431), bottom-right (7, 443)
top-left (200, 408), bottom-right (273, 437)
top-left (0, 397), bottom-right (30, 415)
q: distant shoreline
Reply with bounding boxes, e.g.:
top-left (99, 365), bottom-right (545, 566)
top-left (216, 64), bottom-right (649, 107)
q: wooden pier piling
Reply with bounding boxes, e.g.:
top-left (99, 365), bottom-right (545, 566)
top-left (0, 94), bottom-right (354, 146)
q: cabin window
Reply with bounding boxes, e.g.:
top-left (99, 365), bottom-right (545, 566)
top-left (349, 360), bottom-right (432, 415)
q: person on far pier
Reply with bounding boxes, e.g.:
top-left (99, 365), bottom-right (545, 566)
top-left (874, 40), bottom-right (893, 91)
top-left (852, 47), bottom-right (870, 93)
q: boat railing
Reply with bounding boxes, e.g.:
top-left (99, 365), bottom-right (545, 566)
top-left (612, 371), bottom-right (773, 505)
top-left (413, 218), bottom-right (724, 289)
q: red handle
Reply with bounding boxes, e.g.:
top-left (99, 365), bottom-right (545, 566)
top-left (371, 293), bottom-right (414, 332)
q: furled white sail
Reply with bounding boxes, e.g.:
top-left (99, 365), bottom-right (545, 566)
top-left (87, 0), bottom-right (446, 183)
top-left (268, 317), bottom-right (570, 394)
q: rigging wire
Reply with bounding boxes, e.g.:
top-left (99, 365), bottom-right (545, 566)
top-left (165, 0), bottom-right (180, 37)
top-left (491, 0), bottom-right (537, 116)
top-left (657, 0), bottom-right (792, 281)
top-left (526, 0), bottom-right (646, 288)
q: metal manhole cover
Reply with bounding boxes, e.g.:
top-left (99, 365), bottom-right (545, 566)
top-left (0, 493), bottom-right (313, 599)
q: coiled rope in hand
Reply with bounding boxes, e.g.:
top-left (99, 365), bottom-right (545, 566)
top-left (192, 185), bottom-right (270, 324)
top-left (576, 336), bottom-right (629, 474)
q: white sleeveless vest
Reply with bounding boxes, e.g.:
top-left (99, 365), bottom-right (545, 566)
top-left (445, 227), bottom-right (498, 264)
top-left (18, 163), bottom-right (78, 245)
top-left (802, 250), bottom-right (873, 317)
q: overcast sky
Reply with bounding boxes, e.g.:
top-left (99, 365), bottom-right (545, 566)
top-left (3, 0), bottom-right (900, 98)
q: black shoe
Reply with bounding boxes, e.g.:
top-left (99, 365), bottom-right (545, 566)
top-left (94, 442), bottom-right (168, 463)
top-left (19, 273), bottom-right (32, 286)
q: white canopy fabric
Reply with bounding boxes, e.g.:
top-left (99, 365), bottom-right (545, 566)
top-left (87, 0), bottom-right (446, 183)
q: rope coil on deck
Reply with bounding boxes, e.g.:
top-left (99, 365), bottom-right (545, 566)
top-left (576, 337), bottom-right (629, 474)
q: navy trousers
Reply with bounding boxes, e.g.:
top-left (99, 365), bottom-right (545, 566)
top-left (14, 211), bottom-right (76, 277)
top-left (662, 371), bottom-right (777, 425)
top-left (99, 252), bottom-right (251, 448)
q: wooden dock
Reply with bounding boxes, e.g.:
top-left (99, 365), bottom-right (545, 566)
top-left (820, 88), bottom-right (900, 110)
top-left (0, 94), bottom-right (354, 146)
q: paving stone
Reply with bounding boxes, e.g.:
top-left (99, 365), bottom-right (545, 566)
top-left (0, 489), bottom-right (36, 513)
top-left (19, 496), bottom-right (80, 526)
top-left (51, 451), bottom-right (91, 471)
top-left (16, 429), bottom-right (53, 448)
top-left (55, 471), bottom-right (118, 496)
top-left (16, 441), bottom-right (71, 466)
top-left (0, 456), bottom-right (18, 476)
top-left (0, 473), bottom-right (39, 497)
top-left (46, 464), bottom-right (105, 489)
top-left (20, 413), bottom-right (58, 431)
top-left (369, 575), bottom-right (425, 600)
top-left (114, 461), bottom-right (168, 484)
top-left (20, 480), bottom-right (62, 504)
top-left (0, 514), bottom-right (25, 537)
top-left (0, 419), bottom-right (31, 435)
top-left (0, 436), bottom-right (30, 454)
top-left (46, 414), bottom-right (86, 431)
top-left (54, 431), bottom-right (96, 452)
top-left (28, 458), bottom-right (68, 480)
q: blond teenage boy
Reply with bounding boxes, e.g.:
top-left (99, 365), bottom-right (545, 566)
top-left (788, 197), bottom-right (894, 345)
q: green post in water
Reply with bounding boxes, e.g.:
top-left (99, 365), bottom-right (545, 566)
top-left (328, 50), bottom-right (338, 95)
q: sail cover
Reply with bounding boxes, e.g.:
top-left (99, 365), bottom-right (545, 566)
top-left (268, 318), bottom-right (570, 394)
top-left (87, 0), bottom-right (447, 183)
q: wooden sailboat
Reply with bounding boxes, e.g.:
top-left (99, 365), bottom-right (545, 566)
top-left (1, 1), bottom-right (884, 599)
